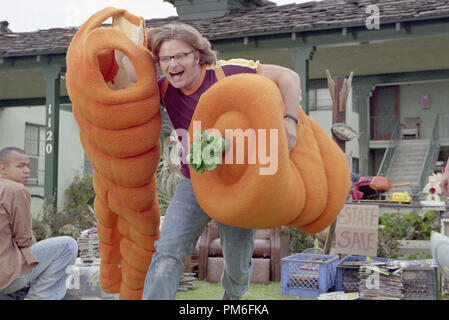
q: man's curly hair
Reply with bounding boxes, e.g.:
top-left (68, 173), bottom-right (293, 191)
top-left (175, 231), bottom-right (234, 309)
top-left (148, 23), bottom-right (218, 65)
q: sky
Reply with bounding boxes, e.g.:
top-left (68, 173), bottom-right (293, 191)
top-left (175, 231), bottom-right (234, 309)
top-left (1, 0), bottom-right (315, 33)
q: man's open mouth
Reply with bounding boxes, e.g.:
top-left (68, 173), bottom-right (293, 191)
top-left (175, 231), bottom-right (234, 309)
top-left (170, 71), bottom-right (184, 81)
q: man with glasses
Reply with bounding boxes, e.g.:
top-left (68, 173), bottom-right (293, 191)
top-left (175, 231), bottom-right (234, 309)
top-left (139, 23), bottom-right (301, 300)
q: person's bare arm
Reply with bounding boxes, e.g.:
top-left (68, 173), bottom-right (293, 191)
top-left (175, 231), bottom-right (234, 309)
top-left (259, 64), bottom-right (301, 151)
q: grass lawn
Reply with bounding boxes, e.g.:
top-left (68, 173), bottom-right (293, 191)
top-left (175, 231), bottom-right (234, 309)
top-left (175, 281), bottom-right (313, 300)
top-left (175, 280), bottom-right (449, 300)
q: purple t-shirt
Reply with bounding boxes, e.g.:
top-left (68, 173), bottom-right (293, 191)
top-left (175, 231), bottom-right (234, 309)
top-left (158, 59), bottom-right (260, 178)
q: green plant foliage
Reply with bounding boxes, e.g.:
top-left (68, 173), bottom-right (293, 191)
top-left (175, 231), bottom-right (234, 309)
top-left (377, 225), bottom-right (401, 258)
top-left (64, 171), bottom-right (95, 209)
top-left (32, 170), bottom-right (97, 241)
top-left (377, 211), bottom-right (441, 258)
top-left (156, 156), bottom-right (182, 216)
top-left (378, 211), bottom-right (440, 241)
top-left (288, 227), bottom-right (317, 254)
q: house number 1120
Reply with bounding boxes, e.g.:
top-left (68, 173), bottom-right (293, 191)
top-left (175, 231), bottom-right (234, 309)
top-left (46, 103), bottom-right (53, 154)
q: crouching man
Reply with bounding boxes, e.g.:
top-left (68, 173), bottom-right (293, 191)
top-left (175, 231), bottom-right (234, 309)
top-left (0, 147), bottom-right (78, 299)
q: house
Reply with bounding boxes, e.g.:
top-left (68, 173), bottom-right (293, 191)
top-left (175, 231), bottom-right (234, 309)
top-left (1, 0), bottom-right (449, 211)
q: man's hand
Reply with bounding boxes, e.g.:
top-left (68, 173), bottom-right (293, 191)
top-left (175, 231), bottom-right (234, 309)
top-left (284, 118), bottom-right (298, 151)
top-left (440, 168), bottom-right (449, 196)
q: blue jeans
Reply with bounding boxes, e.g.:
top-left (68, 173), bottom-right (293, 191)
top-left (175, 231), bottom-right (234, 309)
top-left (0, 236), bottom-right (78, 300)
top-left (142, 177), bottom-right (256, 300)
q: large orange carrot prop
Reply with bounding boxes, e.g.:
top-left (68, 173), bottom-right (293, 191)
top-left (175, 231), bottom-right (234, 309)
top-left (67, 7), bottom-right (349, 300)
top-left (66, 7), bottom-right (161, 300)
top-left (189, 74), bottom-right (350, 233)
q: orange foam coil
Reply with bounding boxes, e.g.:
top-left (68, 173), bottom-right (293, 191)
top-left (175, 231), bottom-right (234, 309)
top-left (66, 7), bottom-right (161, 300)
top-left (189, 74), bottom-right (350, 234)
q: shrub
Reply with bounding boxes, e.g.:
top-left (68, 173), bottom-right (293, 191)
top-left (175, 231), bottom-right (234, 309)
top-left (32, 171), bottom-right (97, 241)
top-left (288, 227), bottom-right (318, 254)
top-left (377, 225), bottom-right (401, 258)
top-left (378, 211), bottom-right (440, 241)
top-left (377, 211), bottom-right (441, 258)
top-left (156, 157), bottom-right (181, 216)
top-left (156, 133), bottom-right (182, 216)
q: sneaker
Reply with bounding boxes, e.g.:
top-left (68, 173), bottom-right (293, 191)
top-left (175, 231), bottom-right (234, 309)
top-left (221, 291), bottom-right (240, 300)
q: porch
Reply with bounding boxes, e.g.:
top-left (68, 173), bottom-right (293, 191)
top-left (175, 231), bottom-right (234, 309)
top-left (369, 110), bottom-right (449, 193)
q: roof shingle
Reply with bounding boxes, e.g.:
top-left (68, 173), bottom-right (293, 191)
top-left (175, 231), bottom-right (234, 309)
top-left (1, 0), bottom-right (449, 57)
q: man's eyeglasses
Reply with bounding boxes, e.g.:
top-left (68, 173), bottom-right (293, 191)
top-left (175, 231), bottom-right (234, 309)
top-left (156, 51), bottom-right (194, 64)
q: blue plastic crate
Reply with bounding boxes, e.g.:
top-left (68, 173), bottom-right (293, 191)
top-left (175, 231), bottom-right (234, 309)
top-left (390, 259), bottom-right (438, 300)
top-left (335, 255), bottom-right (390, 292)
top-left (280, 253), bottom-right (339, 298)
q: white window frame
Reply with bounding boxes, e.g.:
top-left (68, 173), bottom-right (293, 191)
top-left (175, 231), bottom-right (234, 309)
top-left (24, 123), bottom-right (45, 186)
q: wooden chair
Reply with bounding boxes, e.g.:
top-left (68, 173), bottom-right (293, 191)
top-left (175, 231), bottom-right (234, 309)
top-left (197, 221), bottom-right (290, 284)
top-left (400, 117), bottom-right (421, 139)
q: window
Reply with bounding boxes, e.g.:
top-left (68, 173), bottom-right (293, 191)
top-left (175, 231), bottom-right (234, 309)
top-left (25, 124), bottom-right (45, 185)
top-left (308, 88), bottom-right (332, 111)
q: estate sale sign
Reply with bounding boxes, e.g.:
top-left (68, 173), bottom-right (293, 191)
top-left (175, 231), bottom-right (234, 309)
top-left (334, 204), bottom-right (379, 256)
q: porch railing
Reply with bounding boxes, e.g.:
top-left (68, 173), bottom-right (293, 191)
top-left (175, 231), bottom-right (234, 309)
top-left (376, 120), bottom-right (400, 177)
top-left (376, 113), bottom-right (449, 188)
top-left (438, 112), bottom-right (449, 139)
top-left (417, 112), bottom-right (447, 189)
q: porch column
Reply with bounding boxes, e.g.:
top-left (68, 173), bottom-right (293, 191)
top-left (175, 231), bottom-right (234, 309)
top-left (288, 45), bottom-right (316, 115)
top-left (41, 65), bottom-right (62, 206)
top-left (352, 82), bottom-right (374, 176)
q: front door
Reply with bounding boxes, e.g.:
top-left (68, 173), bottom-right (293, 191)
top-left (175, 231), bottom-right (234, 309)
top-left (370, 85), bottom-right (400, 140)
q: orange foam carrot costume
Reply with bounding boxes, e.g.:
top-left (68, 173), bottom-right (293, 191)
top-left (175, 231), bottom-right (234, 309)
top-left (189, 73), bottom-right (351, 233)
top-left (66, 7), bottom-right (161, 300)
top-left (66, 7), bottom-right (350, 300)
